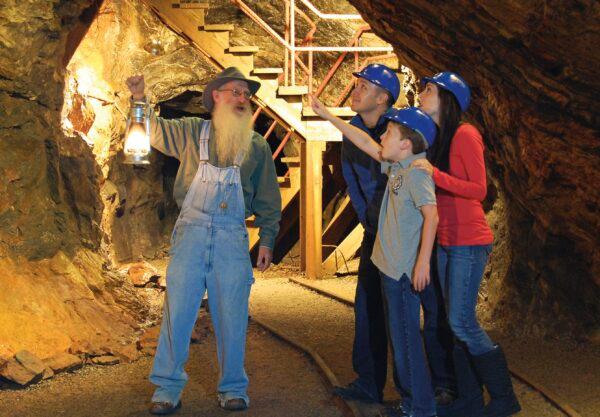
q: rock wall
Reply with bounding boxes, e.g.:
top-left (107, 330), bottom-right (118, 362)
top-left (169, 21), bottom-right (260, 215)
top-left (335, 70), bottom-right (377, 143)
top-left (349, 0), bottom-right (600, 337)
top-left (62, 0), bottom-right (216, 263)
top-left (0, 0), bottom-right (148, 361)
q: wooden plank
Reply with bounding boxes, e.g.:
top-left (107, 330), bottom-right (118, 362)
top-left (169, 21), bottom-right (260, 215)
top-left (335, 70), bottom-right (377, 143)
top-left (280, 156), bottom-right (300, 166)
top-left (148, 0), bottom-right (206, 38)
top-left (322, 195), bottom-right (359, 259)
top-left (228, 45), bottom-right (260, 53)
top-left (201, 24), bottom-right (234, 31)
top-left (300, 141), bottom-right (325, 279)
top-left (277, 176), bottom-right (291, 188)
top-left (322, 224), bottom-right (364, 275)
top-left (304, 120), bottom-right (343, 142)
top-left (252, 67), bottom-right (284, 75)
top-left (278, 85), bottom-right (309, 96)
top-left (172, 2), bottom-right (209, 9)
top-left (302, 106), bottom-right (355, 118)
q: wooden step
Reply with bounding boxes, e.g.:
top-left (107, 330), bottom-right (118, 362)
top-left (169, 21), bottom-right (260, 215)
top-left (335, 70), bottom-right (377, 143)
top-left (302, 106), bottom-right (355, 118)
top-left (280, 156), bottom-right (300, 166)
top-left (228, 45), bottom-right (259, 54)
top-left (172, 2), bottom-right (209, 9)
top-left (304, 120), bottom-right (343, 142)
top-left (278, 86), bottom-right (309, 96)
top-left (277, 176), bottom-right (291, 188)
top-left (200, 24), bottom-right (233, 31)
top-left (252, 67), bottom-right (284, 75)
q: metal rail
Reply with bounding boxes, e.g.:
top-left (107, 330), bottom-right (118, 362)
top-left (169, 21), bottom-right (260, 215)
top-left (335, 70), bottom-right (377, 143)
top-left (231, 0), bottom-right (393, 94)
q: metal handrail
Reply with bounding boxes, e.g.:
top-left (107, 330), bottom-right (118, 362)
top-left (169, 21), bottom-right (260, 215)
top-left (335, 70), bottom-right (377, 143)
top-left (334, 53), bottom-right (397, 106)
top-left (231, 0), bottom-right (393, 88)
top-left (314, 25), bottom-right (370, 98)
top-left (299, 0), bottom-right (362, 20)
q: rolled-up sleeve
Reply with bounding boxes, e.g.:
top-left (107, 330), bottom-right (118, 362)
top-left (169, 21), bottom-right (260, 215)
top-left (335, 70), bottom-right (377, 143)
top-left (148, 107), bottom-right (202, 160)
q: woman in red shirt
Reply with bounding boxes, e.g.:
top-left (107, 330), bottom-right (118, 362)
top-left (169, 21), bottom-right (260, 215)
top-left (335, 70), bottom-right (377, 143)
top-left (414, 72), bottom-right (520, 417)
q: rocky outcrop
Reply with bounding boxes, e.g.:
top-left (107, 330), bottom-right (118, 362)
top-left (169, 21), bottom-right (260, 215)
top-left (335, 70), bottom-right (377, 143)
top-left (0, 0), bottom-right (149, 360)
top-left (63, 0), bottom-right (217, 263)
top-left (349, 0), bottom-right (600, 336)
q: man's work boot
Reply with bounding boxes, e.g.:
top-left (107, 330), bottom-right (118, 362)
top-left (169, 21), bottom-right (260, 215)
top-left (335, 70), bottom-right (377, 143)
top-left (149, 400), bottom-right (181, 415)
top-left (332, 381), bottom-right (379, 403)
top-left (219, 397), bottom-right (248, 411)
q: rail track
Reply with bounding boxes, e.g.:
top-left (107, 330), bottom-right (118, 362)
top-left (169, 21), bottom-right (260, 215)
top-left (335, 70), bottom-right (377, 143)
top-left (247, 276), bottom-right (582, 417)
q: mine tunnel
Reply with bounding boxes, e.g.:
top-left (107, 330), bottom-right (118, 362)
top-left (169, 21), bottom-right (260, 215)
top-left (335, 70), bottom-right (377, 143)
top-left (0, 0), bottom-right (598, 416)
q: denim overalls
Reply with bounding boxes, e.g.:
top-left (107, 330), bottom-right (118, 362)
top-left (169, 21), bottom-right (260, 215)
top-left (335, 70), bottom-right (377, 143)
top-left (150, 121), bottom-right (253, 406)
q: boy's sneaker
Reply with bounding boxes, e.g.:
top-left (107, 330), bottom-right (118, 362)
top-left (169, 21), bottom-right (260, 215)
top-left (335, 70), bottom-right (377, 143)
top-left (379, 403), bottom-right (409, 417)
top-left (219, 397), bottom-right (248, 411)
top-left (434, 387), bottom-right (457, 406)
top-left (332, 382), bottom-right (378, 403)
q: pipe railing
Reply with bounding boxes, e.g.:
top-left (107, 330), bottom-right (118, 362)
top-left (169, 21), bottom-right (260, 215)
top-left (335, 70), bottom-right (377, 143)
top-left (231, 0), bottom-right (393, 96)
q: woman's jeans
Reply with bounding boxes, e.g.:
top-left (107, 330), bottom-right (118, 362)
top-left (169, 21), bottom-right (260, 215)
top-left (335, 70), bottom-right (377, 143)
top-left (437, 244), bottom-right (494, 356)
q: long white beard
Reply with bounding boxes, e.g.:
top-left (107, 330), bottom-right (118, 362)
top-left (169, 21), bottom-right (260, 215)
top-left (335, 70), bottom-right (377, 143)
top-left (212, 104), bottom-right (254, 166)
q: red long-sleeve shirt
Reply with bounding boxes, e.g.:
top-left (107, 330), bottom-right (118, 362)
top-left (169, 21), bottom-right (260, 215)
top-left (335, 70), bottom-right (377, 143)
top-left (432, 123), bottom-right (493, 246)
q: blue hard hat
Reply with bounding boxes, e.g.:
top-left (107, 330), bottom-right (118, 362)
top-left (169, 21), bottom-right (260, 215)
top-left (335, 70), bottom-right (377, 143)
top-left (383, 107), bottom-right (437, 148)
top-left (421, 72), bottom-right (471, 112)
top-left (353, 64), bottom-right (400, 102)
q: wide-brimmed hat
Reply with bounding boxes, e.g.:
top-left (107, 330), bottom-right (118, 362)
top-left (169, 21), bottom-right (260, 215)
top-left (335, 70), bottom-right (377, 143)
top-left (202, 67), bottom-right (261, 111)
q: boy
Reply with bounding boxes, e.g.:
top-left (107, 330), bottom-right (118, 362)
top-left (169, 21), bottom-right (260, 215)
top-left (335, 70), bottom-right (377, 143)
top-left (311, 96), bottom-right (439, 417)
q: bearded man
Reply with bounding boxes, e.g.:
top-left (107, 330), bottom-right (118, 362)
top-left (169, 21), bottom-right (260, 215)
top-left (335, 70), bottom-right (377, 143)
top-left (125, 67), bottom-right (281, 415)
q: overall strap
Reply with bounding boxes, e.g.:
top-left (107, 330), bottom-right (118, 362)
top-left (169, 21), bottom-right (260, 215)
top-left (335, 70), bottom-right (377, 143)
top-left (198, 120), bottom-right (211, 161)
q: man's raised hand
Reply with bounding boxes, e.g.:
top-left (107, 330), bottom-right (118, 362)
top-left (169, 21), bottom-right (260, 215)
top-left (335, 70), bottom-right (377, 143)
top-left (125, 74), bottom-right (146, 100)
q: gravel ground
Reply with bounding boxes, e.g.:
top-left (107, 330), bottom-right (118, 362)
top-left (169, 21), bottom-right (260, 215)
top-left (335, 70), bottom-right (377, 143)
top-left (0, 322), bottom-right (344, 417)
top-left (284, 270), bottom-right (600, 417)
top-left (250, 266), bottom-right (575, 417)
top-left (1, 263), bottom-right (596, 417)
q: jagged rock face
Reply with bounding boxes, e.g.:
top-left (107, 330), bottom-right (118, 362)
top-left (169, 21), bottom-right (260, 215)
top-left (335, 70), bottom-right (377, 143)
top-left (0, 0), bottom-right (150, 360)
top-left (0, 1), bottom-right (100, 259)
top-left (63, 0), bottom-right (216, 262)
top-left (349, 0), bottom-right (600, 335)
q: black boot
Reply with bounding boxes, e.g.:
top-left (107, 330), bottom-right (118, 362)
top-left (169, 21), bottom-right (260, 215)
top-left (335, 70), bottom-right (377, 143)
top-left (437, 345), bottom-right (484, 417)
top-left (471, 345), bottom-right (521, 417)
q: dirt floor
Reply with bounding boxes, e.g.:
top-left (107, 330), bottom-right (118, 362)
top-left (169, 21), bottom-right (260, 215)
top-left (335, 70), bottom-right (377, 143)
top-left (0, 321), bottom-right (345, 417)
top-left (1, 263), bottom-right (598, 417)
top-left (262, 264), bottom-right (600, 417)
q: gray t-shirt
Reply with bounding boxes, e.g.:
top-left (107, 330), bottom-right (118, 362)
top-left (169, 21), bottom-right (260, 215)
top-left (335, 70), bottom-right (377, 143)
top-left (371, 152), bottom-right (437, 280)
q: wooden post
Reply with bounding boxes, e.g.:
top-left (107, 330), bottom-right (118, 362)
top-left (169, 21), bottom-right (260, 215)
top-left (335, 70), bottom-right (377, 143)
top-left (300, 140), bottom-right (325, 279)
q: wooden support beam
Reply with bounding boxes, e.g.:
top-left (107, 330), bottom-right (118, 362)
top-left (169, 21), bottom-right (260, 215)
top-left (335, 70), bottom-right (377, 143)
top-left (322, 224), bottom-right (364, 275)
top-left (322, 195), bottom-right (359, 260)
top-left (300, 140), bottom-right (325, 279)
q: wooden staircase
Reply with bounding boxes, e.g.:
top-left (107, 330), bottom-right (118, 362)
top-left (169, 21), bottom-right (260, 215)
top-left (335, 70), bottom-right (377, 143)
top-left (143, 0), bottom-right (375, 277)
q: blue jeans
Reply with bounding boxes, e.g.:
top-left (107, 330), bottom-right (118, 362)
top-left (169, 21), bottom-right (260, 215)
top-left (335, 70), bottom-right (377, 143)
top-left (352, 232), bottom-right (388, 401)
top-left (382, 272), bottom-right (436, 417)
top-left (419, 260), bottom-right (456, 393)
top-left (150, 221), bottom-right (253, 405)
top-left (437, 244), bottom-right (494, 356)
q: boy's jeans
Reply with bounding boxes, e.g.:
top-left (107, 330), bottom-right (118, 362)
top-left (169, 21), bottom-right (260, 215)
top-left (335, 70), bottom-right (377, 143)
top-left (352, 231), bottom-right (388, 402)
top-left (381, 272), bottom-right (436, 417)
top-left (437, 244), bottom-right (494, 356)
